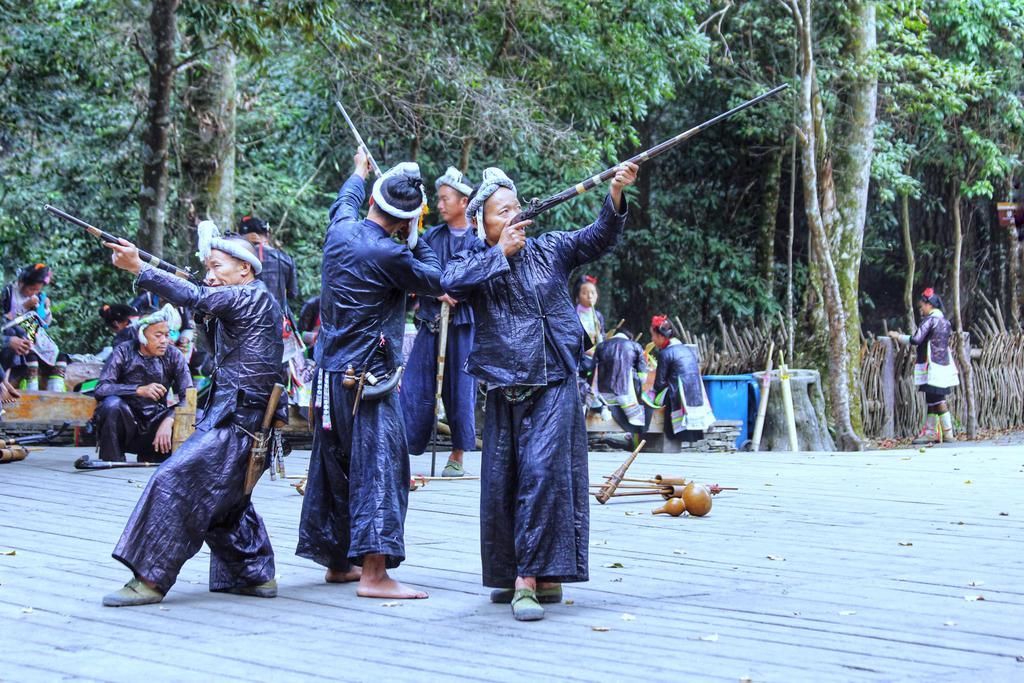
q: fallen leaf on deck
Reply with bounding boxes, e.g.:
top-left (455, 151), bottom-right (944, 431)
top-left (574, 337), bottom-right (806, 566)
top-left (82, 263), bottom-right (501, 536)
top-left (673, 549), bottom-right (686, 555)
top-left (1016, 655), bottom-right (1024, 663)
top-left (2, 550), bottom-right (15, 556)
top-left (900, 457), bottom-right (912, 461)
top-left (604, 562), bottom-right (624, 568)
top-left (999, 512), bottom-right (1009, 516)
top-left (764, 483), bottom-right (773, 487)
top-left (766, 555), bottom-right (785, 561)
top-left (739, 677), bottom-right (753, 683)
top-left (610, 577), bottom-right (623, 582)
top-left (592, 539), bottom-right (608, 546)
top-left (964, 595), bottom-right (985, 601)
top-left (158, 606), bottom-right (169, 611)
top-left (898, 541), bottom-right (913, 547)
top-left (624, 511), bottom-right (643, 517)
top-left (943, 620), bottom-right (957, 626)
top-left (621, 613), bottom-right (636, 621)
top-left (21, 607), bottom-right (33, 614)
top-left (380, 602), bottom-right (402, 608)
top-left (591, 626), bottom-right (610, 632)
top-left (964, 480), bottom-right (972, 484)
top-left (697, 633), bottom-right (719, 642)
top-left (838, 610), bottom-right (857, 616)
top-left (564, 599), bottom-right (574, 605)
top-left (968, 580), bottom-right (984, 587)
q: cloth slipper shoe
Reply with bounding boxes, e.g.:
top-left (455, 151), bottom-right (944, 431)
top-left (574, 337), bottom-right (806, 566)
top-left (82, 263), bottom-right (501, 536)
top-left (510, 588), bottom-right (545, 621)
top-left (490, 584), bottom-right (562, 604)
top-left (213, 579), bottom-right (278, 598)
top-left (441, 460), bottom-right (464, 477)
top-left (103, 578), bottom-right (164, 607)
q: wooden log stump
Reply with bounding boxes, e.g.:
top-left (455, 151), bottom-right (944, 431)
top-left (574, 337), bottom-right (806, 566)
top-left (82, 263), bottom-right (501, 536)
top-left (171, 387), bottom-right (197, 453)
top-left (753, 369), bottom-right (836, 451)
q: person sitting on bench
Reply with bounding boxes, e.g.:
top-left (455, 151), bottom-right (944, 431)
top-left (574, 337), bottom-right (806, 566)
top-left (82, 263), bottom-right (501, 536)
top-left (92, 305), bottom-right (192, 463)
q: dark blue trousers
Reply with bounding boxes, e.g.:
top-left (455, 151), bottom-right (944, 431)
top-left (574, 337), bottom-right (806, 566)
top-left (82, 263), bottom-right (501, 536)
top-left (297, 370), bottom-right (410, 571)
top-left (479, 379), bottom-right (589, 587)
top-left (400, 323), bottom-right (477, 454)
top-left (112, 418), bottom-right (275, 594)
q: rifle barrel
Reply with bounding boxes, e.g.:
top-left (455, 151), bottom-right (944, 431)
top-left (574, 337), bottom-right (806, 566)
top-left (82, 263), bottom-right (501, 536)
top-left (43, 205), bottom-right (199, 283)
top-left (335, 101), bottom-right (382, 178)
top-left (515, 83), bottom-right (789, 222)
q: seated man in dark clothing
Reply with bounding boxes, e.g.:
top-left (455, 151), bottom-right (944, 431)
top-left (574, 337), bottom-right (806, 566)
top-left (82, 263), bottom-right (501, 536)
top-left (93, 307), bottom-right (192, 463)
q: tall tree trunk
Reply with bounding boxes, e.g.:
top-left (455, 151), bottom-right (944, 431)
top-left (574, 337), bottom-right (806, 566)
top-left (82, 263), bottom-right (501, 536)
top-left (179, 44), bottom-right (237, 232)
top-left (791, 0), bottom-right (874, 451)
top-left (137, 0), bottom-right (180, 258)
top-left (950, 186), bottom-right (977, 438)
top-left (459, 136), bottom-right (473, 174)
top-left (900, 191), bottom-right (916, 332)
top-left (758, 145), bottom-right (784, 295)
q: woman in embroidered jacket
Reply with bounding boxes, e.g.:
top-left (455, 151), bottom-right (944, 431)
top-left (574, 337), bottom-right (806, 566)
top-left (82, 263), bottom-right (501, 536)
top-left (888, 287), bottom-right (959, 443)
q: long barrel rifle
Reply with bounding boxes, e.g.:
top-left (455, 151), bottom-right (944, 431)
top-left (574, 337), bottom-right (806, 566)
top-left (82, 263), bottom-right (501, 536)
top-left (335, 101), bottom-right (382, 178)
top-left (43, 205), bottom-right (200, 285)
top-left (512, 83), bottom-right (790, 224)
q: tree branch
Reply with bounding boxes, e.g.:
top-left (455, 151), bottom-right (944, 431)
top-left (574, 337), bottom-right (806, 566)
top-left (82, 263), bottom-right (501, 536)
top-left (132, 32), bottom-right (155, 72)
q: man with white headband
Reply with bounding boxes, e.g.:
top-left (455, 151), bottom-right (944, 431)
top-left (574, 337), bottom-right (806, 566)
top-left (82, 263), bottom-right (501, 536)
top-left (92, 303), bottom-right (192, 463)
top-left (298, 149), bottom-right (442, 600)
top-left (100, 223), bottom-right (284, 607)
top-left (443, 161), bottom-right (638, 621)
top-left (400, 166), bottom-right (479, 478)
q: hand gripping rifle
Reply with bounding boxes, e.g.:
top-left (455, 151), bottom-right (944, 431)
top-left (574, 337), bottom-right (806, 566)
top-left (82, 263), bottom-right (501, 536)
top-left (512, 83), bottom-right (789, 224)
top-left (43, 205), bottom-right (201, 285)
top-left (335, 101), bottom-right (382, 178)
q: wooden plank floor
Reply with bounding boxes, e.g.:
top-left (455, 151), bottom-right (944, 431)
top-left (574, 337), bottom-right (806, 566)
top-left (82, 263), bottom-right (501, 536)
top-left (1, 443), bottom-right (1022, 682)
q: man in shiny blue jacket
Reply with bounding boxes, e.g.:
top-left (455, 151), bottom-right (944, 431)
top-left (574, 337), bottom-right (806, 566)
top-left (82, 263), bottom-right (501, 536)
top-left (101, 228), bottom-right (283, 607)
top-left (442, 162), bottom-right (637, 620)
top-left (297, 150), bottom-right (442, 600)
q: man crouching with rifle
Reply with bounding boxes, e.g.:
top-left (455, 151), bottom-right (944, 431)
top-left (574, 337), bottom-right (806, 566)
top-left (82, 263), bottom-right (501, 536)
top-left (101, 224), bottom-right (284, 607)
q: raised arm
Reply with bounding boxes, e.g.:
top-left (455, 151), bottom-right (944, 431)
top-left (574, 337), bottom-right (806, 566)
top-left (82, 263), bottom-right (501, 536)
top-left (378, 239), bottom-right (444, 297)
top-left (328, 149), bottom-right (373, 224)
top-left (556, 194), bottom-right (628, 272)
top-left (136, 268), bottom-right (249, 322)
top-left (441, 244), bottom-right (510, 300)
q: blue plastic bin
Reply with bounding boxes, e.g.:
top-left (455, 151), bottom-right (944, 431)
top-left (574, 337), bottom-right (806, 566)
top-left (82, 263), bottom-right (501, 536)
top-left (701, 374), bottom-right (760, 449)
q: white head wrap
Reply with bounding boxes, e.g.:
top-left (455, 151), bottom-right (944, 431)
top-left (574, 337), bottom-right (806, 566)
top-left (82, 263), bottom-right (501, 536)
top-left (465, 167), bottom-right (516, 242)
top-left (197, 220), bottom-right (263, 275)
top-left (371, 162), bottom-right (428, 249)
top-left (434, 166), bottom-right (473, 197)
top-left (137, 303), bottom-right (182, 345)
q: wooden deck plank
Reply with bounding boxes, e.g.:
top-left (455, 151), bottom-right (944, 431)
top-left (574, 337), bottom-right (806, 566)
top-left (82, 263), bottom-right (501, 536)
top-left (1, 443), bottom-right (1022, 681)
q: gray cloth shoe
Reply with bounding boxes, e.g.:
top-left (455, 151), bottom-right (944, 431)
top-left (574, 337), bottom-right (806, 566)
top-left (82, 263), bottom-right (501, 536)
top-left (490, 584), bottom-right (562, 604)
top-left (441, 460), bottom-right (465, 478)
top-left (215, 579), bottom-right (278, 598)
top-left (103, 578), bottom-right (164, 607)
top-left (511, 588), bottom-right (545, 621)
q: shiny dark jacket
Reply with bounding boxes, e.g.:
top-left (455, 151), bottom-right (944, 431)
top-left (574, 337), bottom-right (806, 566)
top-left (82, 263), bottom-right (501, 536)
top-left (137, 268), bottom-right (283, 427)
top-left (909, 310), bottom-right (953, 365)
top-left (95, 340), bottom-right (192, 424)
top-left (442, 195), bottom-right (627, 387)
top-left (594, 335), bottom-right (647, 396)
top-left (256, 245), bottom-right (298, 318)
top-left (415, 223), bottom-right (475, 328)
top-left (654, 341), bottom-right (703, 408)
top-left (317, 173), bottom-right (444, 374)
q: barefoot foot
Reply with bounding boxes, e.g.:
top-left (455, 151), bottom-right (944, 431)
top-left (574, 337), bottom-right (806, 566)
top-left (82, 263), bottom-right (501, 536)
top-left (325, 567), bottom-right (362, 583)
top-left (356, 575), bottom-right (428, 599)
